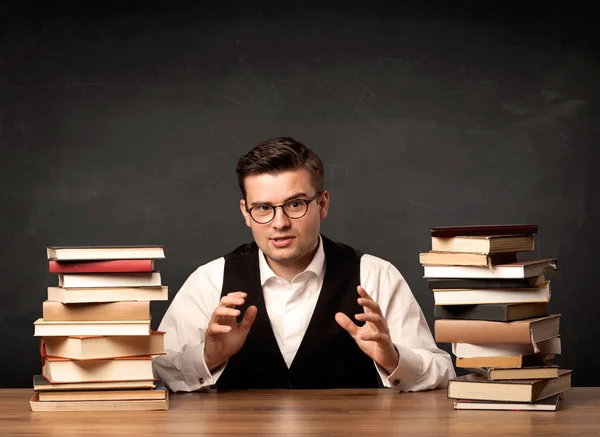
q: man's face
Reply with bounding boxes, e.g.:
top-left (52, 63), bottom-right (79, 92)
top-left (240, 169), bottom-right (329, 272)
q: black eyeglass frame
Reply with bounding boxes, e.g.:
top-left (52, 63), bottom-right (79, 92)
top-left (245, 191), bottom-right (323, 224)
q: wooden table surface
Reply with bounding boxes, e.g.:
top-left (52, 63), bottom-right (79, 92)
top-left (1, 388), bottom-right (599, 436)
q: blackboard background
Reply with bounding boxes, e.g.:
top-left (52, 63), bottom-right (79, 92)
top-left (1, 1), bottom-right (599, 388)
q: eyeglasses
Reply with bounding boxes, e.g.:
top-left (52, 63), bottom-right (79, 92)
top-left (246, 192), bottom-right (322, 224)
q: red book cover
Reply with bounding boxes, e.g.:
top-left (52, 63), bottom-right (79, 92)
top-left (49, 259), bottom-right (154, 273)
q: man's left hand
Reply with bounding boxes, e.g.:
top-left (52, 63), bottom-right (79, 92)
top-left (335, 286), bottom-right (399, 375)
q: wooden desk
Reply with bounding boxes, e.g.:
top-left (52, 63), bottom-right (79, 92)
top-left (1, 388), bottom-right (598, 436)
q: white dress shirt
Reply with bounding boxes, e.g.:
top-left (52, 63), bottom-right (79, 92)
top-left (153, 236), bottom-right (455, 392)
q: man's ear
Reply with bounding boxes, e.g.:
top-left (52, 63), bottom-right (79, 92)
top-left (319, 190), bottom-right (330, 220)
top-left (240, 199), bottom-right (252, 228)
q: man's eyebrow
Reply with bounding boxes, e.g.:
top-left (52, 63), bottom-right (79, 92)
top-left (249, 192), bottom-right (309, 208)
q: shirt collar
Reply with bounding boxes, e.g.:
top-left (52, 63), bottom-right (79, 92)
top-left (258, 234), bottom-right (326, 285)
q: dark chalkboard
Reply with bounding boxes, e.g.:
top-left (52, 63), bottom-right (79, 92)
top-left (1, 2), bottom-right (599, 388)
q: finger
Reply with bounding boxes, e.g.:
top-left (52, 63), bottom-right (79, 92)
top-left (335, 312), bottom-right (359, 336)
top-left (213, 307), bottom-right (241, 318)
top-left (354, 312), bottom-right (388, 331)
top-left (357, 297), bottom-right (383, 316)
top-left (207, 323), bottom-right (232, 334)
top-left (220, 293), bottom-right (246, 308)
top-left (357, 285), bottom-right (373, 300)
top-left (239, 305), bottom-right (258, 331)
top-left (358, 330), bottom-right (385, 342)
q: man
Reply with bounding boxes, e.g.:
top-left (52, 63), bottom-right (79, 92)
top-left (153, 137), bottom-right (455, 391)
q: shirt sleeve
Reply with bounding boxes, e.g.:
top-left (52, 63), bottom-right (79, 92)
top-left (152, 258), bottom-right (226, 392)
top-left (361, 256), bottom-right (456, 392)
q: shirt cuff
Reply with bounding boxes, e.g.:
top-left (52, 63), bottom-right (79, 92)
top-left (180, 343), bottom-right (227, 390)
top-left (375, 344), bottom-right (423, 391)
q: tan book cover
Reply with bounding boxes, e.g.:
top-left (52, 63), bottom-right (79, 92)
top-left (475, 366), bottom-right (560, 380)
top-left (447, 369), bottom-right (572, 402)
top-left (34, 318), bottom-right (151, 337)
top-left (38, 382), bottom-right (167, 402)
top-left (42, 300), bottom-right (151, 321)
top-left (435, 314), bottom-right (560, 345)
top-left (431, 235), bottom-right (535, 254)
top-left (455, 354), bottom-right (555, 369)
top-left (47, 286), bottom-right (168, 303)
top-left (42, 331), bottom-right (165, 360)
top-left (420, 251), bottom-right (517, 267)
top-left (42, 356), bottom-right (154, 383)
top-left (33, 375), bottom-right (156, 391)
top-left (30, 392), bottom-right (169, 411)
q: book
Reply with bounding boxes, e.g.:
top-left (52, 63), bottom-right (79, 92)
top-left (34, 318), bottom-right (151, 337)
top-left (47, 286), bottom-right (168, 303)
top-left (453, 394), bottom-right (562, 411)
top-left (47, 245), bottom-right (165, 261)
top-left (424, 259), bottom-right (557, 279)
top-left (33, 375), bottom-right (156, 391)
top-left (453, 336), bottom-right (561, 358)
top-left (419, 252), bottom-right (517, 267)
top-left (455, 353), bottom-right (555, 369)
top-left (58, 272), bottom-right (162, 288)
top-left (38, 381), bottom-right (167, 402)
top-left (431, 235), bottom-right (535, 254)
top-left (49, 259), bottom-right (155, 273)
top-left (432, 281), bottom-right (551, 305)
top-left (42, 356), bottom-right (155, 383)
top-left (447, 370), bottom-right (572, 402)
top-left (42, 331), bottom-right (165, 360)
top-left (469, 366), bottom-right (560, 380)
top-left (434, 302), bottom-right (549, 321)
top-left (431, 224), bottom-right (538, 238)
top-left (435, 315), bottom-right (560, 345)
top-left (42, 300), bottom-right (151, 321)
top-left (30, 392), bottom-right (169, 411)
top-left (428, 276), bottom-right (544, 289)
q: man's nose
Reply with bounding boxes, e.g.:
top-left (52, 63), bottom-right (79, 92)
top-left (271, 206), bottom-right (291, 228)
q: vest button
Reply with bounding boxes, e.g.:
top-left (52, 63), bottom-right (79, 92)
top-left (286, 379), bottom-right (293, 388)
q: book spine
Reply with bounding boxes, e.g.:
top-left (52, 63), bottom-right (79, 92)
top-left (435, 319), bottom-right (531, 344)
top-left (49, 259), bottom-right (154, 273)
top-left (434, 305), bottom-right (509, 321)
top-left (42, 300), bottom-right (151, 321)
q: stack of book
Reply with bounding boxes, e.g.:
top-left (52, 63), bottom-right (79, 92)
top-left (420, 224), bottom-right (572, 411)
top-left (30, 245), bottom-right (170, 412)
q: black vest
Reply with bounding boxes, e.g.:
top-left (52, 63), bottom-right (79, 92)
top-left (216, 235), bottom-right (381, 390)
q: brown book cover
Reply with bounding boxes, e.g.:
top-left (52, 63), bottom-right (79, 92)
top-left (419, 252), bottom-right (518, 267)
top-left (30, 392), bottom-right (169, 411)
top-left (430, 235), bottom-right (535, 255)
top-left (33, 374), bottom-right (156, 391)
top-left (447, 369), bottom-right (571, 402)
top-left (38, 381), bottom-right (167, 402)
top-left (455, 354), bottom-right (555, 369)
top-left (431, 224), bottom-right (538, 238)
top-left (435, 315), bottom-right (560, 345)
top-left (42, 331), bottom-right (165, 360)
top-left (42, 356), bottom-right (154, 383)
top-left (47, 285), bottom-right (168, 303)
top-left (471, 366), bottom-right (560, 380)
top-left (43, 300), bottom-right (151, 321)
top-left (453, 394), bottom-right (562, 411)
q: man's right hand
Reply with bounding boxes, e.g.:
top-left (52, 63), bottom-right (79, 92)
top-left (204, 291), bottom-right (257, 372)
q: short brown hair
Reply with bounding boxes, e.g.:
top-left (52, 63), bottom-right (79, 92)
top-left (236, 137), bottom-right (324, 198)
